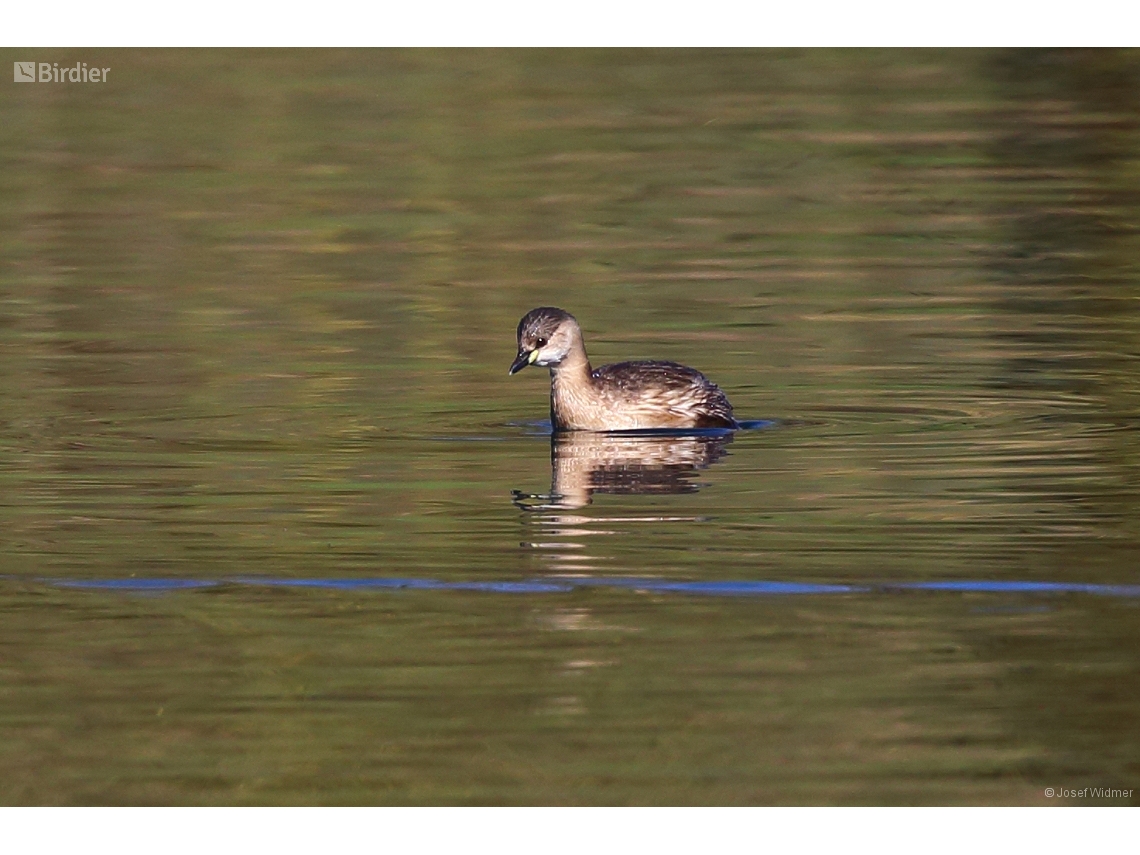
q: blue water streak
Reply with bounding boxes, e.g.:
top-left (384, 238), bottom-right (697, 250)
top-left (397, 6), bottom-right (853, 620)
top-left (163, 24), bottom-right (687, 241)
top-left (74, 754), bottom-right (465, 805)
top-left (566, 577), bottom-right (860, 595)
top-left (231, 577), bottom-right (573, 594)
top-left (49, 578), bottom-right (221, 591)
top-left (28, 576), bottom-right (1140, 599)
top-left (891, 581), bottom-right (1140, 597)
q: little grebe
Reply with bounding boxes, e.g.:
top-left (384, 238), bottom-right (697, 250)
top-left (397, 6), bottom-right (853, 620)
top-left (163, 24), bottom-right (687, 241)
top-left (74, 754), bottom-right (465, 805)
top-left (509, 307), bottom-right (737, 431)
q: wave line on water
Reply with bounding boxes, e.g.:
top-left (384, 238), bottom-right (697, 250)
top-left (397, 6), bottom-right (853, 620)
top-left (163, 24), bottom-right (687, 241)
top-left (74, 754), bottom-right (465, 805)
top-left (19, 575), bottom-right (1140, 598)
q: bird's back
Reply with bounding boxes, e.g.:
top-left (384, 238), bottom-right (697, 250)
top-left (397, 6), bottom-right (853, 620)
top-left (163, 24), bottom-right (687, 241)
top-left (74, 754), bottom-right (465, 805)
top-left (586, 360), bottom-right (736, 429)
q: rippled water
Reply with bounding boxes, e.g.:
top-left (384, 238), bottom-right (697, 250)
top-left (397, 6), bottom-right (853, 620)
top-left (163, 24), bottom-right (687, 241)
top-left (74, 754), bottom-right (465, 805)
top-left (2, 49), bottom-right (1139, 805)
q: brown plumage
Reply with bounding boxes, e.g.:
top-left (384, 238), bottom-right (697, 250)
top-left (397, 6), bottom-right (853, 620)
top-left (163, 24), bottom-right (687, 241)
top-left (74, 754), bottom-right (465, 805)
top-left (509, 307), bottom-right (737, 431)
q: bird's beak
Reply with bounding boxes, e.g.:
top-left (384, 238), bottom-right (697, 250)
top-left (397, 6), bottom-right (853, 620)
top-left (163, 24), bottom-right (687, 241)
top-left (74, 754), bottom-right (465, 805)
top-left (509, 348), bottom-right (539, 375)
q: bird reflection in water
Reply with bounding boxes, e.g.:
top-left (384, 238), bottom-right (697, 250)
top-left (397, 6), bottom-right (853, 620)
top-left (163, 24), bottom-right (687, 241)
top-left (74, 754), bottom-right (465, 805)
top-left (513, 430), bottom-right (732, 576)
top-left (513, 429), bottom-right (733, 511)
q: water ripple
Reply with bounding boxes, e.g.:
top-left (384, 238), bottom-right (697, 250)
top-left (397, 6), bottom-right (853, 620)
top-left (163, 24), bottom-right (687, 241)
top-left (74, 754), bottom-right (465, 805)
top-left (23, 576), bottom-right (1140, 598)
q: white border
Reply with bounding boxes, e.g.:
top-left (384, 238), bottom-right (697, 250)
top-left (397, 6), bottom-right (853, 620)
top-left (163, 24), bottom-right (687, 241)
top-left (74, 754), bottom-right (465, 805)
top-left (5, 807), bottom-right (1137, 855)
top-left (3, 1), bottom-right (1137, 48)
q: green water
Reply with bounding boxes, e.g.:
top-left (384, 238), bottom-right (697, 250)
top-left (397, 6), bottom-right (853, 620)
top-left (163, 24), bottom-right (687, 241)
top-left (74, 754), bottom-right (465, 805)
top-left (1, 49), bottom-right (1139, 805)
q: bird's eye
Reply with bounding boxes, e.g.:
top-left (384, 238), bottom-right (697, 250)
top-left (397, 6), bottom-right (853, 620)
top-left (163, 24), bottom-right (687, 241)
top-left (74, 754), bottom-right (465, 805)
top-left (535, 338), bottom-right (547, 348)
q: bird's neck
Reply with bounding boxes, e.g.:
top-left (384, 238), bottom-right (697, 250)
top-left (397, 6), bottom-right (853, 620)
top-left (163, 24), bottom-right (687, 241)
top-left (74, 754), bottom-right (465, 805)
top-left (549, 337), bottom-right (596, 429)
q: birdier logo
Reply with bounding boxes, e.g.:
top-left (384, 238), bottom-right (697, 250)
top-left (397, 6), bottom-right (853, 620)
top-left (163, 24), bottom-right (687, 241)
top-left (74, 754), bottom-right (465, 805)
top-left (14, 62), bottom-right (110, 83)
